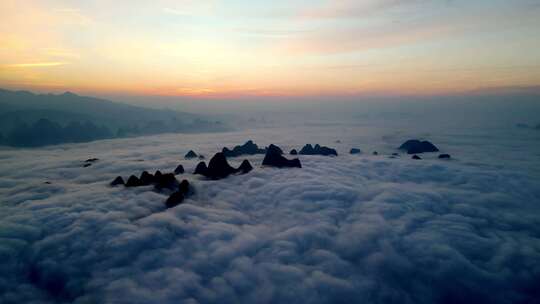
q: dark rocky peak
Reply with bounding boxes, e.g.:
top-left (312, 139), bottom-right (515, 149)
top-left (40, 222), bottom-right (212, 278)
top-left (205, 152), bottom-right (237, 179)
top-left (266, 144), bottom-right (283, 155)
top-left (262, 144), bottom-right (301, 168)
top-left (222, 140), bottom-right (266, 157)
top-left (139, 171), bottom-right (154, 186)
top-left (174, 164), bottom-right (185, 174)
top-left (237, 160), bottom-right (253, 174)
top-left (194, 161), bottom-right (208, 175)
top-left (299, 144), bottom-right (315, 155)
top-left (178, 179), bottom-right (190, 195)
top-left (185, 150), bottom-right (198, 159)
top-left (299, 144), bottom-right (337, 156)
top-left (154, 173), bottom-right (179, 191)
top-left (350, 148), bottom-right (361, 154)
top-left (110, 176), bottom-right (125, 186)
top-left (125, 175), bottom-right (141, 187)
top-left (165, 192), bottom-right (184, 208)
top-left (399, 139), bottom-right (439, 154)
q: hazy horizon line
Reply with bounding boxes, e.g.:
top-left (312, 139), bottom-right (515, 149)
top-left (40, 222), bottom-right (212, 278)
top-left (2, 84), bottom-right (540, 103)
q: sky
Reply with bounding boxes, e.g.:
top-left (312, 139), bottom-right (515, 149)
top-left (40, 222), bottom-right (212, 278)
top-left (1, 0), bottom-right (540, 98)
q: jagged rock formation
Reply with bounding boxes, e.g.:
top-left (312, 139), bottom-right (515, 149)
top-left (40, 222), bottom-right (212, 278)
top-left (154, 173), bottom-right (179, 191)
top-left (222, 140), bottom-right (266, 157)
top-left (110, 176), bottom-right (125, 186)
top-left (266, 144), bottom-right (283, 155)
top-left (194, 153), bottom-right (254, 179)
top-left (139, 171), bottom-right (154, 186)
top-left (262, 144), bottom-right (301, 168)
top-left (110, 169), bottom-right (189, 207)
top-left (121, 170), bottom-right (178, 190)
top-left (206, 152), bottom-right (237, 179)
top-left (125, 175), bottom-right (141, 187)
top-left (165, 179), bottom-right (191, 208)
top-left (290, 149), bottom-right (298, 155)
top-left (299, 144), bottom-right (338, 156)
top-left (438, 154), bottom-right (451, 159)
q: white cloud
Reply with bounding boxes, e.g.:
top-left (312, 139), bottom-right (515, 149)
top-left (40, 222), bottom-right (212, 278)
top-left (0, 125), bottom-right (539, 303)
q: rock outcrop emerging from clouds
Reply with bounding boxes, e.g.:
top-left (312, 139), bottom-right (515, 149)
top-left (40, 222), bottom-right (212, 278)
top-left (184, 150), bottom-right (198, 159)
top-left (299, 144), bottom-right (338, 156)
top-left (165, 179), bottom-right (191, 208)
top-left (222, 140), bottom-right (266, 157)
top-left (350, 148), bottom-right (361, 154)
top-left (174, 164), bottom-right (185, 174)
top-left (399, 139), bottom-right (439, 154)
top-left (263, 144), bottom-right (302, 168)
top-left (194, 153), bottom-right (254, 179)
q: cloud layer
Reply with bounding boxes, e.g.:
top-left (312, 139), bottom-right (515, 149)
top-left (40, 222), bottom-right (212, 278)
top-left (1, 125), bottom-right (540, 303)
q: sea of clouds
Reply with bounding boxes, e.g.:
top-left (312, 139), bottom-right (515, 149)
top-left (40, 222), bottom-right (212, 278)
top-left (1, 123), bottom-right (540, 303)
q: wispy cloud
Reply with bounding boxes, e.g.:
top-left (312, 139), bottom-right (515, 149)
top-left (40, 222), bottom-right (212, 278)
top-left (4, 62), bottom-right (69, 68)
top-left (299, 0), bottom-right (426, 20)
top-left (42, 48), bottom-right (80, 59)
top-left (233, 28), bottom-right (312, 38)
top-left (169, 87), bottom-right (217, 96)
top-left (281, 1), bottom-right (540, 55)
top-left (53, 8), bottom-right (81, 14)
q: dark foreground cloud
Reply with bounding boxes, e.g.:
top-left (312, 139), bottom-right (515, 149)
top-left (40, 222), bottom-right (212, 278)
top-left (0, 126), bottom-right (539, 303)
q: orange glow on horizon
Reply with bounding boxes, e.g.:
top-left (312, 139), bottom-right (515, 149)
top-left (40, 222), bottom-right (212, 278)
top-left (1, 0), bottom-right (539, 98)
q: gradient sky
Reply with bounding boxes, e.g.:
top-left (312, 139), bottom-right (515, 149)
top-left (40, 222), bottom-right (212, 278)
top-left (1, 0), bottom-right (540, 98)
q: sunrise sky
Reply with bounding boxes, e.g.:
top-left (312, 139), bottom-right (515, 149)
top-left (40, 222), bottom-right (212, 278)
top-left (1, 0), bottom-right (540, 98)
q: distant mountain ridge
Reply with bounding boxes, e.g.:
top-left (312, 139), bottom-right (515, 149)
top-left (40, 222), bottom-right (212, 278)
top-left (0, 88), bottom-right (227, 147)
top-left (0, 88), bottom-right (197, 124)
